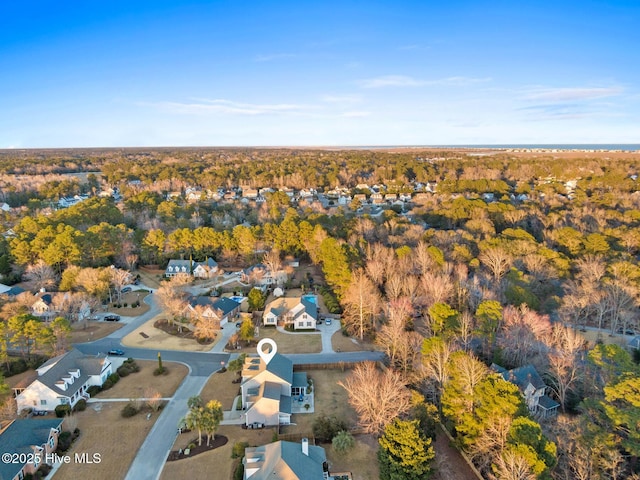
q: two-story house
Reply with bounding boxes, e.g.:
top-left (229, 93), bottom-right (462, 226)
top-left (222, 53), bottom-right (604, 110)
top-left (240, 340), bottom-right (308, 427)
top-left (165, 257), bottom-right (218, 278)
top-left (262, 295), bottom-right (318, 330)
top-left (243, 439), bottom-right (329, 480)
top-left (15, 349), bottom-right (112, 414)
top-left (493, 364), bottom-right (560, 418)
top-left (183, 296), bottom-right (241, 328)
top-left (0, 418), bottom-right (65, 480)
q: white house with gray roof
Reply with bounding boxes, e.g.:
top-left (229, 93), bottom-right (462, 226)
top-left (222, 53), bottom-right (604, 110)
top-left (492, 364), bottom-right (559, 419)
top-left (244, 438), bottom-right (328, 480)
top-left (15, 349), bottom-right (112, 414)
top-left (263, 295), bottom-right (318, 330)
top-left (240, 340), bottom-right (309, 427)
top-left (165, 257), bottom-right (218, 278)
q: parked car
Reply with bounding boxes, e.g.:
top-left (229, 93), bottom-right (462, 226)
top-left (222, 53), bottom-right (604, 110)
top-left (325, 318), bottom-right (332, 325)
top-left (104, 315), bottom-right (120, 322)
top-left (31, 409), bottom-right (47, 416)
top-left (108, 349), bottom-right (125, 356)
top-left (122, 286), bottom-right (132, 293)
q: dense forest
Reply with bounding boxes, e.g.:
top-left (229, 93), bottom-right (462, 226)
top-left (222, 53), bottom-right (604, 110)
top-left (0, 147), bottom-right (639, 479)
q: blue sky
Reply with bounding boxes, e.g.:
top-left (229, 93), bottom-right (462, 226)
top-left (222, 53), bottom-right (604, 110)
top-left (0, 0), bottom-right (638, 147)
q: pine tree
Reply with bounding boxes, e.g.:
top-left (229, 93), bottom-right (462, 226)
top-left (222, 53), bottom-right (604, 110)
top-left (378, 418), bottom-right (434, 480)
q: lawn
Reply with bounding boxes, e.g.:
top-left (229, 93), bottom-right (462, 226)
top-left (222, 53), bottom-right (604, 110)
top-left (160, 425), bottom-right (274, 480)
top-left (54, 359), bottom-right (188, 479)
top-left (95, 360), bottom-right (188, 399)
top-left (121, 316), bottom-right (215, 352)
top-left (236, 327), bottom-right (322, 354)
top-left (162, 368), bottom-right (374, 480)
top-left (108, 291), bottom-right (151, 316)
top-left (199, 369), bottom-right (241, 410)
top-left (331, 331), bottom-right (368, 352)
top-left (54, 401), bottom-right (161, 479)
top-left (70, 321), bottom-right (123, 344)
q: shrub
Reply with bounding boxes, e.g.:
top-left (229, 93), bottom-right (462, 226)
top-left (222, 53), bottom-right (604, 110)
top-left (123, 303), bottom-right (128, 308)
top-left (313, 414), bottom-right (348, 443)
top-left (233, 463), bottom-right (244, 480)
top-left (102, 372), bottom-right (121, 390)
top-left (153, 367), bottom-right (166, 376)
top-left (73, 399), bottom-right (87, 412)
top-left (117, 365), bottom-right (131, 377)
top-left (231, 441), bottom-right (249, 459)
top-left (121, 403), bottom-right (139, 418)
top-left (57, 431), bottom-right (72, 452)
top-left (332, 430), bottom-right (355, 454)
top-left (55, 405), bottom-right (71, 418)
top-left (87, 385), bottom-right (102, 397)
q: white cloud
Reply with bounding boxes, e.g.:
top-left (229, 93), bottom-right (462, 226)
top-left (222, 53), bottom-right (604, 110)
top-left (523, 86), bottom-right (623, 102)
top-left (358, 75), bottom-right (425, 88)
top-left (139, 98), bottom-right (316, 116)
top-left (358, 75), bottom-right (491, 88)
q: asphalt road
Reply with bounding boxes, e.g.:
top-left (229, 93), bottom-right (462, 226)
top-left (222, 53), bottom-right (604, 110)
top-left (73, 289), bottom-right (384, 480)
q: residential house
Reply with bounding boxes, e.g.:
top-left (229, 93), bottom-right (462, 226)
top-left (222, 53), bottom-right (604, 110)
top-left (370, 193), bottom-right (384, 205)
top-left (193, 258), bottom-right (219, 279)
top-left (493, 364), bottom-right (559, 418)
top-left (165, 258), bottom-right (218, 278)
top-left (0, 284), bottom-right (25, 298)
top-left (32, 292), bottom-right (55, 321)
top-left (243, 439), bottom-right (329, 480)
top-left (242, 264), bottom-right (287, 287)
top-left (15, 349), bottom-right (112, 414)
top-left (262, 295), bottom-right (318, 330)
top-left (183, 296), bottom-right (241, 328)
top-left (0, 418), bottom-right (65, 480)
top-left (240, 339), bottom-right (308, 427)
top-left (242, 188), bottom-right (259, 200)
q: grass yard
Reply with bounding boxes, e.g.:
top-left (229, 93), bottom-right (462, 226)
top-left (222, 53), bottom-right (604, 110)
top-left (331, 331), bottom-right (368, 352)
top-left (108, 291), bottom-right (151, 316)
top-left (236, 328), bottom-right (322, 354)
top-left (55, 401), bottom-right (161, 479)
top-left (70, 321), bottom-right (123, 344)
top-left (578, 329), bottom-right (631, 348)
top-left (326, 434), bottom-right (380, 480)
top-left (160, 425), bottom-right (274, 480)
top-left (281, 368), bottom-right (359, 437)
top-left (95, 360), bottom-right (188, 399)
top-left (199, 369), bottom-right (241, 410)
top-left (121, 316), bottom-right (214, 352)
top-left (162, 368), bottom-right (375, 480)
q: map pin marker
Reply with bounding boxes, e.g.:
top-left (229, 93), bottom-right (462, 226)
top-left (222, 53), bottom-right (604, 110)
top-left (257, 338), bottom-right (277, 365)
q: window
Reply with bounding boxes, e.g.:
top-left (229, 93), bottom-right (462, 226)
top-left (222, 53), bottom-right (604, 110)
top-left (306, 321), bottom-right (312, 327)
top-left (49, 437), bottom-right (55, 448)
top-left (40, 400), bottom-right (47, 406)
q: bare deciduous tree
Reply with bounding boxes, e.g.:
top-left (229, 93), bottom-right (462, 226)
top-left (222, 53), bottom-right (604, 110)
top-left (479, 246), bottom-right (512, 282)
top-left (338, 362), bottom-right (411, 435)
top-left (144, 387), bottom-right (163, 412)
top-left (262, 248), bottom-right (283, 284)
top-left (24, 260), bottom-right (57, 291)
top-left (341, 269), bottom-right (381, 340)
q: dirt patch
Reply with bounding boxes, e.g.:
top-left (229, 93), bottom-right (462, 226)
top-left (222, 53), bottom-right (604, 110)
top-left (54, 402), bottom-right (160, 479)
top-left (167, 435), bottom-right (228, 461)
top-left (70, 321), bottom-right (123, 344)
top-left (432, 429), bottom-right (480, 480)
top-left (94, 360), bottom-right (188, 399)
top-left (578, 329), bottom-right (630, 348)
top-left (153, 319), bottom-right (215, 345)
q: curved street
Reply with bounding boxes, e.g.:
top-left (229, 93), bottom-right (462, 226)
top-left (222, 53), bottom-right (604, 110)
top-left (72, 288), bottom-right (384, 480)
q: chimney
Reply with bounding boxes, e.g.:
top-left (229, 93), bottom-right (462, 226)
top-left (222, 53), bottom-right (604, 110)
top-left (301, 438), bottom-right (309, 456)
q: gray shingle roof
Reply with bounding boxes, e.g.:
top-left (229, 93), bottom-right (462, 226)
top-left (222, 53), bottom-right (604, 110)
top-left (262, 382), bottom-right (281, 401)
top-left (37, 349), bottom-right (108, 398)
top-left (266, 353), bottom-right (293, 385)
top-left (0, 418), bottom-right (64, 480)
top-left (538, 395), bottom-right (560, 410)
top-left (500, 365), bottom-right (546, 391)
top-left (244, 441), bottom-right (326, 480)
top-left (292, 372), bottom-right (307, 388)
top-left (212, 297), bottom-right (240, 316)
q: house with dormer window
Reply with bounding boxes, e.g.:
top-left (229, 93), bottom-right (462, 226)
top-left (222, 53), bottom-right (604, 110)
top-left (15, 349), bottom-right (112, 414)
top-left (263, 295), bottom-right (318, 330)
top-left (240, 340), bottom-right (309, 427)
